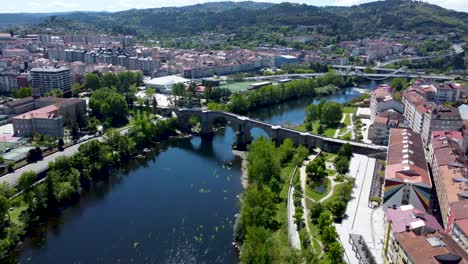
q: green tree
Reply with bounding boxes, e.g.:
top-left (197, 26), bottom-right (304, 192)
top-left (72, 83), bottom-right (83, 95)
top-left (12, 87), bottom-right (33, 98)
top-left (277, 138), bottom-right (295, 164)
top-left (334, 156), bottom-right (350, 174)
top-left (240, 184), bottom-right (277, 230)
top-left (327, 242), bottom-right (345, 264)
top-left (240, 226), bottom-right (272, 264)
top-left (321, 225), bottom-right (338, 246)
top-left (44, 88), bottom-right (64, 97)
top-left (18, 171), bottom-right (37, 208)
top-left (305, 103), bottom-right (318, 123)
top-left (247, 137), bottom-right (281, 193)
top-left (321, 102), bottom-right (343, 125)
top-left (84, 73), bottom-right (101, 91)
top-left (0, 194), bottom-right (9, 226)
top-left (390, 77), bottom-right (409, 91)
top-left (317, 210), bottom-right (333, 230)
top-left (89, 88), bottom-right (129, 127)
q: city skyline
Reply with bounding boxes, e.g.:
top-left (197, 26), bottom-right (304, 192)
top-left (2, 0), bottom-right (468, 13)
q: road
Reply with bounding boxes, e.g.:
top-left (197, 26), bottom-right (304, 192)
top-left (243, 71), bottom-right (453, 81)
top-left (0, 126), bottom-right (130, 188)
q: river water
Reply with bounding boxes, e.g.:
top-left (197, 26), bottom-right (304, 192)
top-left (7, 81), bottom-right (377, 263)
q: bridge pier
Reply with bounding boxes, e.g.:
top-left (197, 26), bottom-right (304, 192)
top-left (234, 124), bottom-right (251, 151)
top-left (200, 114), bottom-right (214, 138)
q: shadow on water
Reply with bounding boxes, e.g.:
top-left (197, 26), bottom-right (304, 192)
top-left (7, 128), bottom-right (243, 264)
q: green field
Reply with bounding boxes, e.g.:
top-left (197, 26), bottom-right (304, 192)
top-left (343, 106), bottom-right (358, 114)
top-left (219, 81), bottom-right (257, 92)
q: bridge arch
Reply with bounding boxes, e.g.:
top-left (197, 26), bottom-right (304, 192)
top-left (170, 108), bottom-right (388, 156)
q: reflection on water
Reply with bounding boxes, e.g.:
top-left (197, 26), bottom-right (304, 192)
top-left (9, 128), bottom-right (242, 264)
top-left (248, 81), bottom-right (378, 125)
top-left (8, 81), bottom-right (379, 263)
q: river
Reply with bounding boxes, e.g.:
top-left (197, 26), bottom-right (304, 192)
top-left (7, 81), bottom-right (378, 263)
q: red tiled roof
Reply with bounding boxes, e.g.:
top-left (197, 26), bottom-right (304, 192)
top-left (386, 128), bottom-right (431, 186)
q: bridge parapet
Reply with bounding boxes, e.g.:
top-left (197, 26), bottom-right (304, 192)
top-left (170, 108), bottom-right (388, 155)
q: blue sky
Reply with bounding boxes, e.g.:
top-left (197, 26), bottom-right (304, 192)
top-left (3, 0), bottom-right (467, 13)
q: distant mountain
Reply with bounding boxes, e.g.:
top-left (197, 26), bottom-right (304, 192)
top-left (3, 0), bottom-right (468, 38)
top-left (0, 11), bottom-right (108, 26)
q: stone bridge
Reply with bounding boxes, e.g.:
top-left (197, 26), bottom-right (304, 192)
top-left (160, 108), bottom-right (388, 158)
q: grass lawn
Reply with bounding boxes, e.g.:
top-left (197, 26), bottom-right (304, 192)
top-left (322, 152), bottom-right (337, 162)
top-left (293, 124), bottom-right (307, 132)
top-left (219, 81), bottom-right (256, 92)
top-left (343, 106), bottom-right (358, 114)
top-left (9, 197), bottom-right (27, 227)
top-left (343, 114), bottom-right (351, 126)
top-left (305, 178), bottom-right (331, 201)
top-left (322, 182), bottom-right (348, 205)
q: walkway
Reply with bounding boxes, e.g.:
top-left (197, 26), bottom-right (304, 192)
top-left (299, 152), bottom-right (325, 257)
top-left (287, 166), bottom-right (301, 250)
top-left (335, 154), bottom-right (384, 264)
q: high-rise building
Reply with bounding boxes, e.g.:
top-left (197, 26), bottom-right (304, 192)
top-left (30, 67), bottom-right (71, 95)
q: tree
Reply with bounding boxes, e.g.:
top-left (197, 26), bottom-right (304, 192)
top-left (18, 171), bottom-right (37, 209)
top-left (337, 143), bottom-right (352, 160)
top-left (329, 199), bottom-right (347, 219)
top-left (335, 156), bottom-right (350, 174)
top-left (321, 224), bottom-right (338, 246)
top-left (306, 157), bottom-right (326, 182)
top-left (172, 83), bottom-right (186, 106)
top-left (12, 87), bottom-right (33, 98)
top-left (58, 138), bottom-right (65, 151)
top-left (247, 137), bottom-right (281, 193)
top-left (327, 242), bottom-right (345, 264)
top-left (84, 73), bottom-right (101, 91)
top-left (27, 147), bottom-right (43, 162)
top-left (277, 138), bottom-right (295, 164)
top-left (240, 226), bottom-right (272, 264)
top-left (0, 195), bottom-right (9, 226)
top-left (390, 77), bottom-right (409, 91)
top-left (240, 184), bottom-right (277, 230)
top-left (317, 210), bottom-right (333, 230)
top-left (321, 102), bottom-right (343, 125)
top-left (89, 88), bottom-right (129, 127)
top-left (152, 97), bottom-right (158, 115)
top-left (45, 88), bottom-right (64, 98)
top-left (305, 103), bottom-right (318, 123)
top-left (72, 83), bottom-right (83, 95)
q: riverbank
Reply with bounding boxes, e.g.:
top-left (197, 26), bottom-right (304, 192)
top-left (232, 150), bottom-right (248, 189)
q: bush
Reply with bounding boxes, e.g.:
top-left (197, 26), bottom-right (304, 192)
top-left (370, 196), bottom-right (382, 205)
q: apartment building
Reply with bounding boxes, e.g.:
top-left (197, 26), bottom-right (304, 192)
top-left (30, 67), bottom-right (71, 95)
top-left (370, 84), bottom-right (404, 120)
top-left (383, 204), bottom-right (467, 264)
top-left (429, 135), bottom-right (468, 228)
top-left (403, 90), bottom-right (463, 145)
top-left (384, 128), bottom-right (432, 212)
top-left (368, 110), bottom-right (405, 145)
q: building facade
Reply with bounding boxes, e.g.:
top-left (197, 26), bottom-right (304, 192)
top-left (30, 67), bottom-right (71, 95)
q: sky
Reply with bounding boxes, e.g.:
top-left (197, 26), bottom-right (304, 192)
top-left (2, 0), bottom-right (467, 13)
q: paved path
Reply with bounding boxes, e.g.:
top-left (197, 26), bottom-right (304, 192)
top-left (335, 154), bottom-right (384, 264)
top-left (299, 155), bottom-right (317, 246)
top-left (319, 175), bottom-right (338, 203)
top-left (287, 167), bottom-right (301, 250)
top-left (333, 114), bottom-right (347, 138)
